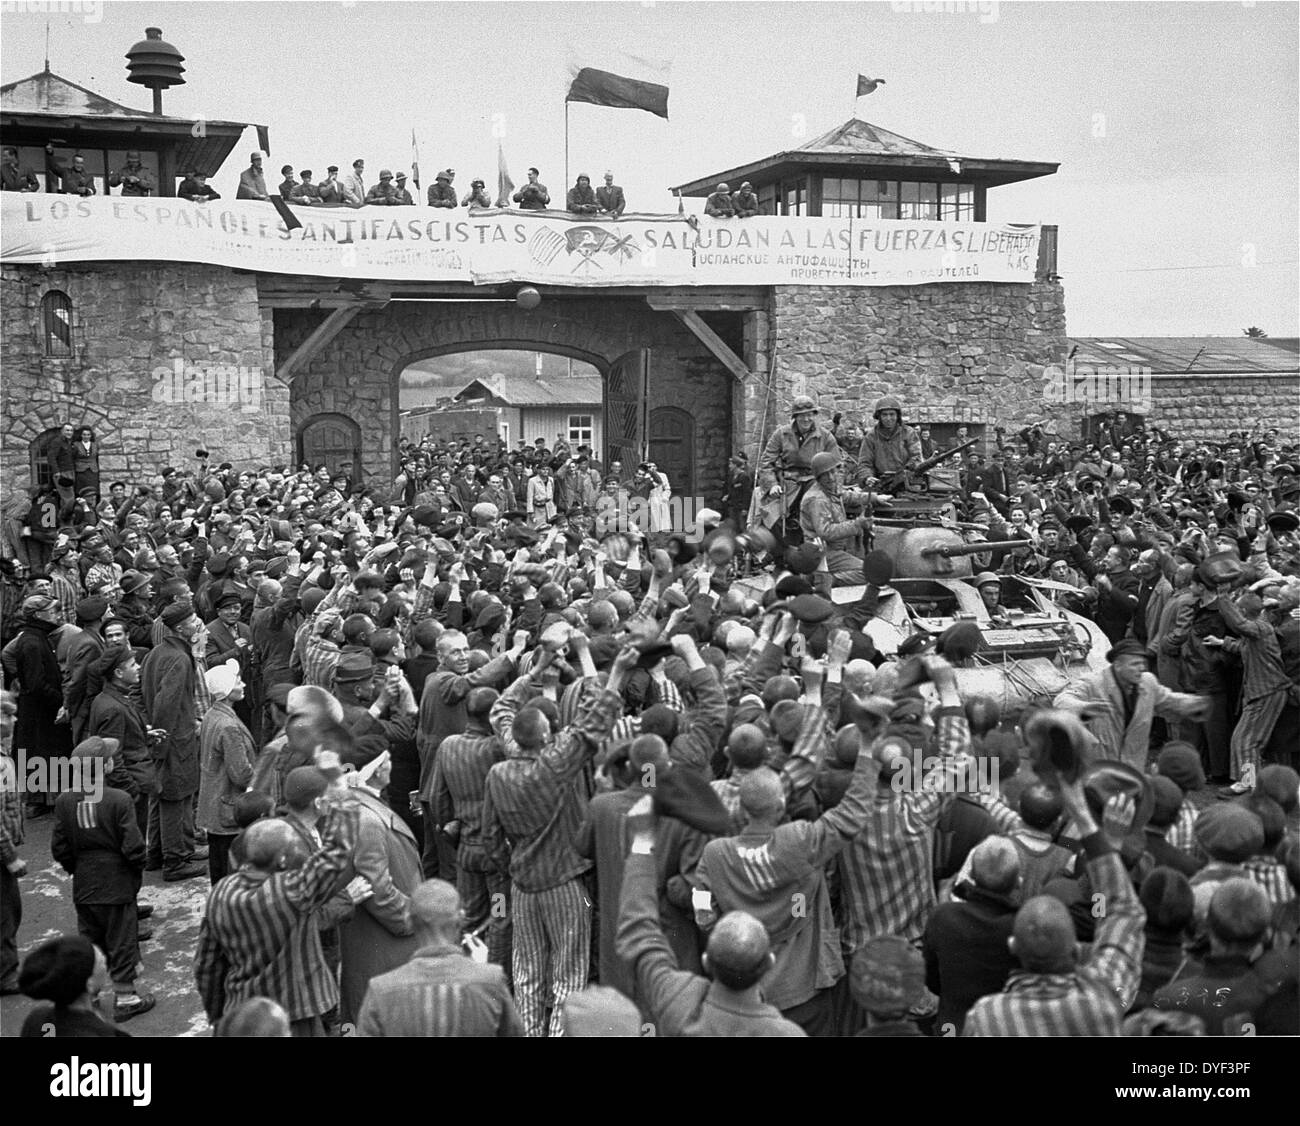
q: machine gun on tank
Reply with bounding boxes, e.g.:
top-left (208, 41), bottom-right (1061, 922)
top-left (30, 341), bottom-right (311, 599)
top-left (878, 436), bottom-right (979, 494)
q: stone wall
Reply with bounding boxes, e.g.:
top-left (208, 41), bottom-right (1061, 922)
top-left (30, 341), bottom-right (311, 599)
top-left (274, 297), bottom-right (734, 500)
top-left (740, 280), bottom-right (1068, 454)
top-left (1, 263), bottom-right (290, 498)
top-left (1144, 374), bottom-right (1299, 442)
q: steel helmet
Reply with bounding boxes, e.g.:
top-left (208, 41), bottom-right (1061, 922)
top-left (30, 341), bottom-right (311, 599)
top-left (974, 571), bottom-right (1001, 589)
top-left (873, 395), bottom-right (902, 419)
top-left (791, 395), bottom-right (818, 416)
top-left (810, 451), bottom-right (842, 477)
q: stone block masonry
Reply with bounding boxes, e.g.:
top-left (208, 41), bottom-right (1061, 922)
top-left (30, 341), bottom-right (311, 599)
top-left (1145, 374), bottom-right (1299, 443)
top-left (2, 263), bottom-right (290, 496)
top-left (738, 280), bottom-right (1068, 454)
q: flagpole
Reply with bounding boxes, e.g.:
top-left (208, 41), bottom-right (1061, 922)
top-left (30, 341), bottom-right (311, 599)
top-left (564, 100), bottom-right (570, 199)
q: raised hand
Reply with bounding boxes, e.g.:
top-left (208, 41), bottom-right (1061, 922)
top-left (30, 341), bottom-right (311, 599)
top-left (826, 628), bottom-right (853, 667)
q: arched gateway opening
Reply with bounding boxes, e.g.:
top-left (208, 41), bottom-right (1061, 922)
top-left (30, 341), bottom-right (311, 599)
top-left (279, 297), bottom-right (735, 504)
top-left (398, 347), bottom-right (606, 460)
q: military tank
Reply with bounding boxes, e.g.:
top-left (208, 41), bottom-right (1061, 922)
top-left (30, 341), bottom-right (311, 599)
top-left (734, 470), bottom-right (1110, 712)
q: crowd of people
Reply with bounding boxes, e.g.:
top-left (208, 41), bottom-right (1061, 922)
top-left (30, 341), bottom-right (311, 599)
top-left (0, 400), bottom-right (1296, 1038)
top-left (5, 146), bottom-right (639, 217)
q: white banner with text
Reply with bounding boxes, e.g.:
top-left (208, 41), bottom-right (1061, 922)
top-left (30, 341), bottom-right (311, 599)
top-left (2, 195), bottom-right (1040, 286)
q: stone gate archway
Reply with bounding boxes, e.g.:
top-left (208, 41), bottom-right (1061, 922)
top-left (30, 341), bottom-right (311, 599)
top-left (276, 298), bottom-right (735, 500)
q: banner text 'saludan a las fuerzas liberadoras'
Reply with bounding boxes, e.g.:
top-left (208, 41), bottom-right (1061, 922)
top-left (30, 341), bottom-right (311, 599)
top-left (2, 194), bottom-right (1040, 287)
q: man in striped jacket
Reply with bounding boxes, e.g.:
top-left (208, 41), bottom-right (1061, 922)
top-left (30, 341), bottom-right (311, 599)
top-left (195, 805), bottom-right (364, 1037)
top-left (1208, 590), bottom-right (1294, 795)
top-left (481, 635), bottom-right (636, 1036)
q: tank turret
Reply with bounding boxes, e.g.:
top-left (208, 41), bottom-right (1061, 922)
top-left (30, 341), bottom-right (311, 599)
top-left (871, 523), bottom-right (1030, 579)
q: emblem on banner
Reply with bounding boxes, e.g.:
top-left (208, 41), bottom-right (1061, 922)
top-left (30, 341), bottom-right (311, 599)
top-left (527, 225), bottom-right (640, 274)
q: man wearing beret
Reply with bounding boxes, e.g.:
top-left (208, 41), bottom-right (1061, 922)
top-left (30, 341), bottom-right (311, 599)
top-left (1054, 638), bottom-right (1209, 772)
top-left (140, 606), bottom-right (207, 881)
top-left (52, 737), bottom-right (154, 1021)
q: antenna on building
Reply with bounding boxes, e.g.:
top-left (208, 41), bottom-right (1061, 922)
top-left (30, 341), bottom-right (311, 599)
top-left (44, 19), bottom-right (51, 73)
top-left (125, 27), bottom-right (186, 115)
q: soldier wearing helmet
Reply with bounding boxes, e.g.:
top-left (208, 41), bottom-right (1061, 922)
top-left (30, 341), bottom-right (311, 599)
top-left (800, 450), bottom-right (887, 594)
top-left (755, 394), bottom-right (840, 534)
top-left (857, 396), bottom-right (922, 492)
top-left (973, 571), bottom-right (1011, 625)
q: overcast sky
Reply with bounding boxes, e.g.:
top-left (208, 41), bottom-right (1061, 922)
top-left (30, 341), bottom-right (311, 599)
top-left (3, 0), bottom-right (1296, 336)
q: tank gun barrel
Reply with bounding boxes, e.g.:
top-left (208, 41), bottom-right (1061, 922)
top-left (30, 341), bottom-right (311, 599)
top-left (922, 538), bottom-right (1033, 559)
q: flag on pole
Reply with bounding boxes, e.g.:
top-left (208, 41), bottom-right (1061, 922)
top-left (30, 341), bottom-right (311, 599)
top-left (410, 129), bottom-right (421, 193)
top-left (566, 47), bottom-right (670, 119)
top-left (496, 142), bottom-right (515, 208)
top-left (856, 75), bottom-right (885, 97)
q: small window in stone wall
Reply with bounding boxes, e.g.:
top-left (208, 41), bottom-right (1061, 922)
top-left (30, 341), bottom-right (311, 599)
top-left (42, 290), bottom-right (73, 357)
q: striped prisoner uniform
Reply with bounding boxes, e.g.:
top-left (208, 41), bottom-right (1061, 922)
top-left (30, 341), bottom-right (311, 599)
top-left (1218, 597), bottom-right (1293, 781)
top-left (963, 840), bottom-right (1145, 1036)
top-left (482, 675), bottom-right (623, 1036)
top-left (838, 707), bottom-right (1019, 952)
top-left (195, 805), bottom-right (358, 1030)
top-left (432, 726), bottom-right (511, 967)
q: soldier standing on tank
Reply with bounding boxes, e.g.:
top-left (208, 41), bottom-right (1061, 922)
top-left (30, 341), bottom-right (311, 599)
top-left (857, 396), bottom-right (922, 492)
top-left (756, 395), bottom-right (840, 535)
top-left (800, 451), bottom-right (889, 595)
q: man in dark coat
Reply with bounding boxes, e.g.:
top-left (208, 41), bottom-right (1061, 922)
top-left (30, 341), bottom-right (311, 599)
top-left (51, 736), bottom-right (153, 1021)
top-left (1093, 544), bottom-right (1142, 644)
top-left (64, 595), bottom-right (109, 741)
top-left (206, 590), bottom-right (256, 734)
top-left (1, 595), bottom-right (71, 815)
top-left (87, 645), bottom-right (158, 838)
top-left (596, 172), bottom-right (626, 218)
top-left (139, 605), bottom-right (206, 881)
top-left (577, 734), bottom-right (708, 1006)
top-left (922, 836), bottom-right (1021, 1035)
top-left (46, 424), bottom-right (76, 505)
